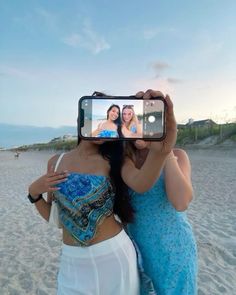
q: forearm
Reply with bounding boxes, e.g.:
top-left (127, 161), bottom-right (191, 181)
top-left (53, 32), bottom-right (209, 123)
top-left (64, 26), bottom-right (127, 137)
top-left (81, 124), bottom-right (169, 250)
top-left (34, 198), bottom-right (52, 221)
top-left (127, 150), bottom-right (168, 193)
top-left (164, 154), bottom-right (193, 211)
top-left (28, 185), bottom-right (52, 221)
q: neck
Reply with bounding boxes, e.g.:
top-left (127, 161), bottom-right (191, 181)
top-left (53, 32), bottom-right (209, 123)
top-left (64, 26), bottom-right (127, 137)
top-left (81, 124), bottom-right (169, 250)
top-left (76, 140), bottom-right (99, 157)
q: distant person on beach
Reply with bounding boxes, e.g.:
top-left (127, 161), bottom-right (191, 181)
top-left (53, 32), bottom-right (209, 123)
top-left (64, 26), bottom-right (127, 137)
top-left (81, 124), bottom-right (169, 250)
top-left (121, 105), bottom-right (142, 138)
top-left (92, 104), bottom-right (122, 138)
top-left (27, 92), bottom-right (139, 294)
top-left (14, 151), bottom-right (20, 158)
top-left (122, 89), bottom-right (198, 294)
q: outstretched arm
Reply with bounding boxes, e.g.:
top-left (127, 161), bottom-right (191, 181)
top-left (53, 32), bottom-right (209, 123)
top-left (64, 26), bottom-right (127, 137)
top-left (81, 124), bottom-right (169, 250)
top-left (122, 89), bottom-right (177, 193)
top-left (122, 150), bottom-right (168, 193)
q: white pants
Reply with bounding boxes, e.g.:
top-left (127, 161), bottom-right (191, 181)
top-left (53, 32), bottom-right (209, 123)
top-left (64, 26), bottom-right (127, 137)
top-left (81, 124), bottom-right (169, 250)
top-left (57, 229), bottom-right (140, 295)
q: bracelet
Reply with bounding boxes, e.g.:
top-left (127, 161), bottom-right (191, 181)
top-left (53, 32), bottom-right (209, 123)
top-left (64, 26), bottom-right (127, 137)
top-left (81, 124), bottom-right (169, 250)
top-left (165, 154), bottom-right (178, 162)
top-left (27, 193), bottom-right (43, 204)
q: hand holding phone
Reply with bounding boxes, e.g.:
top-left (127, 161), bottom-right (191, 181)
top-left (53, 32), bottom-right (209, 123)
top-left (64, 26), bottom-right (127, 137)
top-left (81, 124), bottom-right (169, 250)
top-left (78, 95), bottom-right (167, 141)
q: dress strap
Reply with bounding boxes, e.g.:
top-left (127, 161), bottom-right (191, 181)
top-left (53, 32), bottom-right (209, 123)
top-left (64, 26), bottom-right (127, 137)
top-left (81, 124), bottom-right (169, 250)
top-left (54, 153), bottom-right (65, 172)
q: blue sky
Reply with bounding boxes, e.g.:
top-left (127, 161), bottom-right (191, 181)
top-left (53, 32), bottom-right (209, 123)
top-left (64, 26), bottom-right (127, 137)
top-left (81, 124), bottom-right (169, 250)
top-left (1, 0), bottom-right (236, 127)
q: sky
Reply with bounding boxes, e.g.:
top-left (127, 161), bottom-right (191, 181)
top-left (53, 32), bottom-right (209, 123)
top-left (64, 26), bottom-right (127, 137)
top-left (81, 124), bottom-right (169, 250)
top-left (1, 0), bottom-right (236, 127)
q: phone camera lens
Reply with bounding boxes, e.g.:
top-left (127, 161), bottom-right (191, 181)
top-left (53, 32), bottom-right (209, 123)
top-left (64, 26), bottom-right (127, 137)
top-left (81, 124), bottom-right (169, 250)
top-left (148, 115), bottom-right (155, 123)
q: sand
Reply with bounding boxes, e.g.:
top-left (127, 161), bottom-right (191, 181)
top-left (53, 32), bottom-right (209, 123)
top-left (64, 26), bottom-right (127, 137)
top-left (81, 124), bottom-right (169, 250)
top-left (0, 148), bottom-right (236, 295)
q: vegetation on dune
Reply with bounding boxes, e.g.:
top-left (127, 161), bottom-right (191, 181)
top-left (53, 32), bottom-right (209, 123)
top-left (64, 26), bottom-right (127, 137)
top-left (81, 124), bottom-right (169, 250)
top-left (16, 140), bottom-right (77, 151)
top-left (176, 123), bottom-right (236, 145)
top-left (10, 122), bottom-right (236, 151)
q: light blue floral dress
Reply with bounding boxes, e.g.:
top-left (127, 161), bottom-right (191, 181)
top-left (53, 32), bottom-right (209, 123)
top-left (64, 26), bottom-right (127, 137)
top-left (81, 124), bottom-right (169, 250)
top-left (127, 173), bottom-right (197, 295)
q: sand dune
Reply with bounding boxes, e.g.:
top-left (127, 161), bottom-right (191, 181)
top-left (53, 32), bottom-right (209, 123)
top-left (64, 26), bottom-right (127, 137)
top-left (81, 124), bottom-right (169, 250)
top-left (0, 148), bottom-right (235, 294)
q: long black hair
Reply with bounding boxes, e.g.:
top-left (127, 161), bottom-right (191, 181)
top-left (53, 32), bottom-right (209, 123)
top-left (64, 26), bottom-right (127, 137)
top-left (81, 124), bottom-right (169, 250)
top-left (76, 91), bottom-right (134, 223)
top-left (106, 104), bottom-right (123, 138)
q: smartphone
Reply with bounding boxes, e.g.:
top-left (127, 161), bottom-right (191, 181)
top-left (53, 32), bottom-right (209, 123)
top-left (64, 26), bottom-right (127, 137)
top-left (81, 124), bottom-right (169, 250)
top-left (78, 95), bottom-right (166, 140)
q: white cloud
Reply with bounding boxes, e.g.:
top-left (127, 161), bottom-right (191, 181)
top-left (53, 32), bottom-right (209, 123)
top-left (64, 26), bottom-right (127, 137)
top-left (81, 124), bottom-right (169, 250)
top-left (0, 66), bottom-right (33, 80)
top-left (62, 20), bottom-right (110, 54)
top-left (143, 27), bottom-right (176, 40)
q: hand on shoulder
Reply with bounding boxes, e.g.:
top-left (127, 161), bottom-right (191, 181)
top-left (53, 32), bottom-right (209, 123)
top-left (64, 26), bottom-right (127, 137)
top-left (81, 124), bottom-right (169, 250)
top-left (28, 154), bottom-right (69, 198)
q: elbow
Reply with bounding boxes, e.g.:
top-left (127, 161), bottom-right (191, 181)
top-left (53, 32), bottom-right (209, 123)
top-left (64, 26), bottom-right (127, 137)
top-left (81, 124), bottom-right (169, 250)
top-left (134, 183), bottom-right (156, 194)
top-left (174, 203), bottom-right (189, 212)
top-left (173, 189), bottom-right (193, 212)
top-left (133, 187), bottom-right (147, 194)
top-left (133, 176), bottom-right (161, 194)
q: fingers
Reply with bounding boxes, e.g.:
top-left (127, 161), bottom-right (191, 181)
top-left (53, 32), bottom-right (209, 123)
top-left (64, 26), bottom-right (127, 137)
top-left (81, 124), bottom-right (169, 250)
top-left (47, 170), bottom-right (69, 178)
top-left (165, 94), bottom-right (176, 124)
top-left (45, 171), bottom-right (69, 192)
top-left (48, 177), bottom-right (68, 186)
top-left (135, 91), bottom-right (144, 98)
top-left (48, 186), bottom-right (61, 192)
top-left (143, 89), bottom-right (165, 99)
top-left (135, 89), bottom-right (165, 99)
top-left (134, 140), bottom-right (150, 149)
top-left (165, 94), bottom-right (173, 112)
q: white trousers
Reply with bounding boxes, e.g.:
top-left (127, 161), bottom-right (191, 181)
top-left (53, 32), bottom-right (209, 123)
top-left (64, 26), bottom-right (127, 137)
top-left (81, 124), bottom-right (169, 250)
top-left (57, 229), bottom-right (140, 295)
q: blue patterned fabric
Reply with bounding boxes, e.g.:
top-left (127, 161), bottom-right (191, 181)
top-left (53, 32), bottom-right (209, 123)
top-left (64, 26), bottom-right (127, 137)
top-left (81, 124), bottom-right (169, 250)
top-left (130, 125), bottom-right (137, 133)
top-left (54, 173), bottom-right (115, 246)
top-left (97, 129), bottom-right (119, 138)
top-left (127, 173), bottom-right (197, 295)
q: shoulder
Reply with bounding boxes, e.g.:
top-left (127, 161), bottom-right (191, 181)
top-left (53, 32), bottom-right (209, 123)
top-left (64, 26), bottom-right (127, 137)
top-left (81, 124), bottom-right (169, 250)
top-left (173, 148), bottom-right (189, 161)
top-left (173, 148), bottom-right (192, 177)
top-left (47, 154), bottom-right (61, 171)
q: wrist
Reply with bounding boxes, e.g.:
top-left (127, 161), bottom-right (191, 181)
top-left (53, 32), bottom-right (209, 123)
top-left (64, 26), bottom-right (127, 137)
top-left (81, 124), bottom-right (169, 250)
top-left (27, 192), bottom-right (43, 203)
top-left (165, 151), bottom-right (178, 162)
top-left (28, 185), bottom-right (40, 198)
top-left (28, 186), bottom-right (43, 201)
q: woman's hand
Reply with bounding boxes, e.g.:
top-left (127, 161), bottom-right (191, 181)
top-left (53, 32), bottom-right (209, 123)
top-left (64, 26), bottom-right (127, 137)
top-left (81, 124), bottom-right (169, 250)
top-left (28, 168), bottom-right (69, 198)
top-left (136, 89), bottom-right (177, 155)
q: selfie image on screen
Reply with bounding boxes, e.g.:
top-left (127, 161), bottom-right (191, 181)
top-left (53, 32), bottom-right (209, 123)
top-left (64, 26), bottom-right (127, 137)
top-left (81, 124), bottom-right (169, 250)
top-left (80, 98), bottom-right (165, 139)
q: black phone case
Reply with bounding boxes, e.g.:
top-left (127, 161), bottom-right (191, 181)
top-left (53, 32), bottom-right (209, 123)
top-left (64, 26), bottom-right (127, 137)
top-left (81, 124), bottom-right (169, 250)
top-left (78, 95), bottom-right (167, 141)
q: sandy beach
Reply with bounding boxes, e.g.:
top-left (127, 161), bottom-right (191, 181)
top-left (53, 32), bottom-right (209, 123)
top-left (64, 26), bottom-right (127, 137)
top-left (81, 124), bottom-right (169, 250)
top-left (0, 148), bottom-right (236, 295)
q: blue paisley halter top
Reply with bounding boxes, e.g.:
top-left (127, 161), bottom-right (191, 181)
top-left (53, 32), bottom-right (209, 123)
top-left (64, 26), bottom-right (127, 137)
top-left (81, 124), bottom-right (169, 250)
top-left (53, 153), bottom-right (115, 246)
top-left (97, 129), bottom-right (119, 138)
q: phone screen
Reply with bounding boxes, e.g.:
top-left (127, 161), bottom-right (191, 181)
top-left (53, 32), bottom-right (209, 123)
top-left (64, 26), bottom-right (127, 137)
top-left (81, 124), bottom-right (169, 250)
top-left (78, 96), bottom-right (166, 140)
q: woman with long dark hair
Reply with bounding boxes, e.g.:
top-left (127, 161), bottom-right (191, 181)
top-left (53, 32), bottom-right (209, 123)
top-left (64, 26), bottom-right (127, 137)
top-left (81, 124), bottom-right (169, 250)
top-left (92, 104), bottom-right (122, 138)
top-left (27, 94), bottom-right (139, 294)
